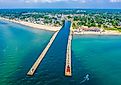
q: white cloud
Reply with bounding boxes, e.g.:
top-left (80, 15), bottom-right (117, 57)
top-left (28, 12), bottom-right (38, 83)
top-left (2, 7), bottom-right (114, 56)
top-left (110, 0), bottom-right (121, 2)
top-left (22, 0), bottom-right (121, 4)
top-left (25, 0), bottom-right (65, 3)
top-left (24, 0), bottom-right (89, 3)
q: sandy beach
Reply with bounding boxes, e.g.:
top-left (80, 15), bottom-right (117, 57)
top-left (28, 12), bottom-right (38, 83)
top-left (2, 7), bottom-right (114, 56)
top-left (73, 29), bottom-right (121, 35)
top-left (73, 31), bottom-right (121, 35)
top-left (0, 17), bottom-right (121, 35)
top-left (0, 17), bottom-right (61, 32)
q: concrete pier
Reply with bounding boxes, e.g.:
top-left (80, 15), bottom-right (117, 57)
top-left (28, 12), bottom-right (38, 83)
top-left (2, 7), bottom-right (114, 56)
top-left (65, 26), bottom-right (72, 76)
top-left (27, 31), bottom-right (59, 76)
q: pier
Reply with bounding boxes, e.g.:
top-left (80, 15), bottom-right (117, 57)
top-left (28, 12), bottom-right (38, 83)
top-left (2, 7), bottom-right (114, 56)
top-left (27, 31), bottom-right (59, 76)
top-left (65, 24), bottom-right (72, 76)
top-left (27, 21), bottom-right (72, 76)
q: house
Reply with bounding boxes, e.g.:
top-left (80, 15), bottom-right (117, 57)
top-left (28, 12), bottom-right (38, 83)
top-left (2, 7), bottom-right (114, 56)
top-left (89, 27), bottom-right (101, 32)
top-left (79, 26), bottom-right (101, 32)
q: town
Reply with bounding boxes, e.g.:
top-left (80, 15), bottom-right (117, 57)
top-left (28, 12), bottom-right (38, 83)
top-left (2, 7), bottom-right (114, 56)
top-left (0, 9), bottom-right (121, 32)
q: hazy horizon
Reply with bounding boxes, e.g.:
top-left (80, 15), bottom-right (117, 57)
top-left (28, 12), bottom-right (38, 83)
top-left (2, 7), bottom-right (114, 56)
top-left (0, 0), bottom-right (121, 9)
top-left (0, 8), bottom-right (121, 9)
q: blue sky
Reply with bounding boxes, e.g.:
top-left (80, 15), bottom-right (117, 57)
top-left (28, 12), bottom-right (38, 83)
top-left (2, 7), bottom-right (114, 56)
top-left (0, 0), bottom-right (121, 9)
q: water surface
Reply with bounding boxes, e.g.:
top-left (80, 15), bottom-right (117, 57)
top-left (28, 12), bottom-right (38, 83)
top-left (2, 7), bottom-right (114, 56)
top-left (0, 20), bottom-right (121, 85)
top-left (0, 20), bottom-right (54, 85)
top-left (72, 35), bottom-right (121, 85)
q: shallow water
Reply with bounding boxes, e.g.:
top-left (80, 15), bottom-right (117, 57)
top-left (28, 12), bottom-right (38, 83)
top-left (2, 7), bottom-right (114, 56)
top-left (0, 20), bottom-right (121, 85)
top-left (72, 35), bottom-right (121, 85)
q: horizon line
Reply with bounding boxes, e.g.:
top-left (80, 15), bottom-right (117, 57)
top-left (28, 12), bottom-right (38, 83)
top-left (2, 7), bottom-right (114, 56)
top-left (0, 8), bottom-right (121, 10)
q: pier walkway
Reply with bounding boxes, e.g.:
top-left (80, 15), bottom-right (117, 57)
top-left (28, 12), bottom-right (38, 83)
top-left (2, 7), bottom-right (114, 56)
top-left (27, 31), bottom-right (59, 76)
top-left (27, 21), bottom-right (72, 76)
top-left (65, 25), bottom-right (72, 76)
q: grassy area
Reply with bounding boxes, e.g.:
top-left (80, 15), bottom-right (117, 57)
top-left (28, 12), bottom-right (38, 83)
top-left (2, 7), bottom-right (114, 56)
top-left (104, 27), bottom-right (121, 32)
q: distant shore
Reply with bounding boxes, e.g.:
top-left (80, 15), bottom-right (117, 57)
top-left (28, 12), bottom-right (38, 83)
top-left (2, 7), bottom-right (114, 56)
top-left (0, 17), bottom-right (121, 35)
top-left (0, 17), bottom-right (61, 32)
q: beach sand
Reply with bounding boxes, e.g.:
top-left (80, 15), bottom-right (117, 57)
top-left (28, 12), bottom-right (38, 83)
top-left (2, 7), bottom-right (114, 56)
top-left (1, 17), bottom-right (121, 35)
top-left (73, 29), bottom-right (121, 35)
top-left (0, 17), bottom-right (61, 32)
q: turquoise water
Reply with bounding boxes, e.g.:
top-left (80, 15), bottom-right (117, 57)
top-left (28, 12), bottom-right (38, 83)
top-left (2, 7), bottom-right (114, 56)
top-left (0, 20), bottom-right (121, 85)
top-left (72, 35), bottom-right (121, 85)
top-left (0, 20), bottom-right (54, 85)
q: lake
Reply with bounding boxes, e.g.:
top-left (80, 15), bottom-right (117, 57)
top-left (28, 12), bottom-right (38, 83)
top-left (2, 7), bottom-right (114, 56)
top-left (0, 20), bottom-right (121, 85)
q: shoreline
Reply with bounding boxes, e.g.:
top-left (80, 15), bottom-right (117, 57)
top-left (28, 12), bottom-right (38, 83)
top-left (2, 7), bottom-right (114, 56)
top-left (73, 31), bottom-right (121, 36)
top-left (0, 17), bottom-right (121, 35)
top-left (72, 29), bottom-right (121, 36)
top-left (0, 17), bottom-right (61, 32)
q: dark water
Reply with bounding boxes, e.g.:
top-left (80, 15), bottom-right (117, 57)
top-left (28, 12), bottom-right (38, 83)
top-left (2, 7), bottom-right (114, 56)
top-left (0, 20), bottom-right (121, 85)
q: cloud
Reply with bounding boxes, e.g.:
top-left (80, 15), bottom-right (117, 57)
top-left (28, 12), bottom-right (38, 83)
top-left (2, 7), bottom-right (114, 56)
top-left (25, 0), bottom-right (66, 3)
top-left (24, 0), bottom-right (89, 3)
top-left (0, 0), bottom-right (121, 8)
top-left (0, 0), bottom-right (116, 4)
top-left (1, 0), bottom-right (121, 4)
top-left (110, 0), bottom-right (121, 2)
top-left (25, 0), bottom-right (121, 4)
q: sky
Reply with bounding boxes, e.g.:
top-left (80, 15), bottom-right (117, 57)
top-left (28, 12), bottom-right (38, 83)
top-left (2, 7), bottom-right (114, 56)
top-left (0, 0), bottom-right (121, 9)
